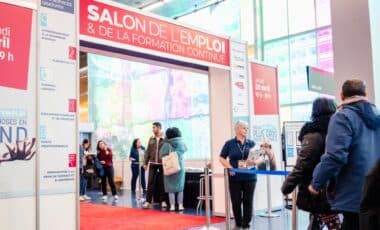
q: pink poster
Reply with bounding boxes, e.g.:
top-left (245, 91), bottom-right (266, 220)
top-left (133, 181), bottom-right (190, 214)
top-left (251, 62), bottom-right (279, 115)
top-left (0, 3), bottom-right (32, 90)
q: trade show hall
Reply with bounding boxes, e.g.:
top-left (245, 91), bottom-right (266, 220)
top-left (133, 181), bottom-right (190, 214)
top-left (1, 0), bottom-right (380, 230)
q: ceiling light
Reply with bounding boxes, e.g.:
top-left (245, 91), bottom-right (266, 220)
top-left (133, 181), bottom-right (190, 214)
top-left (141, 0), bottom-right (165, 11)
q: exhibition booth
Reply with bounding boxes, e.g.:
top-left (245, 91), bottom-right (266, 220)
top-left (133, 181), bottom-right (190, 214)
top-left (1, 0), bottom-right (284, 229)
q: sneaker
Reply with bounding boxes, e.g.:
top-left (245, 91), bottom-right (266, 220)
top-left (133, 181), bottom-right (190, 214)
top-left (178, 204), bottom-right (184, 211)
top-left (79, 196), bottom-right (85, 201)
top-left (83, 195), bottom-right (91, 200)
top-left (169, 205), bottom-right (175, 211)
top-left (102, 195), bottom-right (107, 201)
top-left (142, 201), bottom-right (151, 209)
top-left (161, 202), bottom-right (167, 208)
top-left (113, 195), bottom-right (119, 200)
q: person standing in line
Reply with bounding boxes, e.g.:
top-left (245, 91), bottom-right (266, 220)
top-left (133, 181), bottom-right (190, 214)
top-left (282, 97), bottom-right (341, 229)
top-left (142, 122), bottom-right (167, 209)
top-left (219, 121), bottom-right (257, 230)
top-left (129, 138), bottom-right (146, 194)
top-left (308, 79), bottom-right (380, 230)
top-left (97, 140), bottom-right (118, 201)
top-left (159, 127), bottom-right (187, 211)
top-left (79, 139), bottom-right (92, 201)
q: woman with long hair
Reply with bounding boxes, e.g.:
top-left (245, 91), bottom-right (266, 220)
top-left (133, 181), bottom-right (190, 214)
top-left (282, 97), bottom-right (341, 229)
top-left (97, 140), bottom-right (118, 201)
top-left (129, 138), bottom-right (146, 194)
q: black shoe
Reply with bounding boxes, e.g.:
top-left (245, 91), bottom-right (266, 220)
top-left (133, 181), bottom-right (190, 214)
top-left (242, 224), bottom-right (250, 230)
top-left (235, 222), bottom-right (242, 228)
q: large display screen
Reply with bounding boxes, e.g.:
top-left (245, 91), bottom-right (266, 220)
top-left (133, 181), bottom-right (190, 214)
top-left (87, 53), bottom-right (210, 160)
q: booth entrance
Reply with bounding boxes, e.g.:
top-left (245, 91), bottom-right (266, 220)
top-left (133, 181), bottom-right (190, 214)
top-left (78, 43), bottom-right (214, 206)
top-left (1, 0), bottom-right (234, 229)
top-left (77, 0), bottom-right (235, 223)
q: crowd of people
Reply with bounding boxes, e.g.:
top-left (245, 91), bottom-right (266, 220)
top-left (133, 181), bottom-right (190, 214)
top-left (78, 79), bottom-right (380, 229)
top-left (219, 79), bottom-right (380, 230)
top-left (78, 122), bottom-right (188, 211)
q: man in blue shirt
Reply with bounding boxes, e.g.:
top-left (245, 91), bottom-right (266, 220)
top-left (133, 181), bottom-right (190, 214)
top-left (309, 79), bottom-right (380, 230)
top-left (220, 121), bottom-right (256, 230)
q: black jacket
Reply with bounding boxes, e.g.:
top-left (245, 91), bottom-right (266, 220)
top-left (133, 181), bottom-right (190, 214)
top-left (281, 116), bottom-right (332, 213)
top-left (359, 159), bottom-right (380, 230)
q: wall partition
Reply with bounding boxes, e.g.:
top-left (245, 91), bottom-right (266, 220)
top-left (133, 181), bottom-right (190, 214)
top-left (0, 0), bottom-right (79, 230)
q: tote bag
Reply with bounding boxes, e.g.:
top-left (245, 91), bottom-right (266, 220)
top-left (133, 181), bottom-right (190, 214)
top-left (162, 144), bottom-right (180, 176)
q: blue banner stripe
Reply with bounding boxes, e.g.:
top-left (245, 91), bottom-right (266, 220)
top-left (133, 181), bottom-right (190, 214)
top-left (230, 168), bottom-right (289, 176)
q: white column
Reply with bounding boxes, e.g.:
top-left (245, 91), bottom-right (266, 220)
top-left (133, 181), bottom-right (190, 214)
top-left (331, 0), bottom-right (380, 106)
top-left (209, 67), bottom-right (233, 216)
top-left (369, 0), bottom-right (380, 107)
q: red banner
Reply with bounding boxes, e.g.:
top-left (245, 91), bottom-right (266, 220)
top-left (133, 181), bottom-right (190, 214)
top-left (80, 0), bottom-right (230, 66)
top-left (251, 62), bottom-right (279, 115)
top-left (0, 3), bottom-right (32, 90)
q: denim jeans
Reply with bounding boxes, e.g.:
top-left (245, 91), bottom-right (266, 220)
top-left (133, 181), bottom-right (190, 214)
top-left (80, 169), bottom-right (87, 196)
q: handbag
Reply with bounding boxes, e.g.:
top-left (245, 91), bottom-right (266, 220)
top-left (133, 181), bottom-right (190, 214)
top-left (83, 164), bottom-right (95, 178)
top-left (162, 144), bottom-right (180, 176)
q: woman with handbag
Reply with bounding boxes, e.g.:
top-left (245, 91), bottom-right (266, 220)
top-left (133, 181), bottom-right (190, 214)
top-left (281, 97), bottom-right (341, 230)
top-left (159, 127), bottom-right (187, 211)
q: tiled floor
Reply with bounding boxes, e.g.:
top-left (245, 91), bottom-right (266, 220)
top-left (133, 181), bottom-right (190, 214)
top-left (82, 189), bottom-right (311, 230)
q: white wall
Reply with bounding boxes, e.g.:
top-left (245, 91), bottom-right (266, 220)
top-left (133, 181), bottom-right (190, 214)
top-left (0, 197), bottom-right (36, 230)
top-left (39, 194), bottom-right (76, 230)
top-left (331, 0), bottom-right (376, 103)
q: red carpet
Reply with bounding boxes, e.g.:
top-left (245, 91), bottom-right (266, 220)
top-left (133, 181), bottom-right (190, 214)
top-left (80, 203), bottom-right (224, 230)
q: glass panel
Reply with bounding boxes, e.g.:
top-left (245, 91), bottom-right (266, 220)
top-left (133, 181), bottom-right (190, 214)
top-left (209, 0), bottom-right (241, 40)
top-left (263, 0), bottom-right (288, 40)
top-left (317, 27), bottom-right (334, 72)
top-left (288, 0), bottom-right (316, 34)
top-left (289, 32), bottom-right (319, 103)
top-left (240, 0), bottom-right (255, 44)
top-left (177, 1), bottom-right (241, 39)
top-left (280, 106), bottom-right (292, 125)
top-left (88, 53), bottom-right (210, 160)
top-left (264, 39), bottom-right (291, 105)
top-left (316, 0), bottom-right (331, 27)
top-left (177, 7), bottom-right (211, 31)
top-left (291, 104), bottom-right (312, 121)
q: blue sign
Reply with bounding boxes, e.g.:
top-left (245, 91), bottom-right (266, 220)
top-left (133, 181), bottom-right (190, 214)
top-left (41, 0), bottom-right (74, 14)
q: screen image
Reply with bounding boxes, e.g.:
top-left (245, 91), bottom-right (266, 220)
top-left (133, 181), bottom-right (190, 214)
top-left (87, 53), bottom-right (210, 160)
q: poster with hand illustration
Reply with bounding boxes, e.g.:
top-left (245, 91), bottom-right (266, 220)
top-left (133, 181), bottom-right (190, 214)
top-left (0, 2), bottom-right (36, 198)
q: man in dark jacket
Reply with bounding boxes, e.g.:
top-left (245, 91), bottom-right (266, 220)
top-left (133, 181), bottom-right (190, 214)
top-left (142, 122), bottom-right (166, 209)
top-left (309, 79), bottom-right (380, 230)
top-left (359, 159), bottom-right (380, 230)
